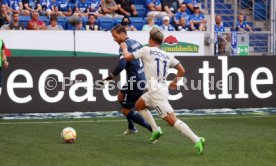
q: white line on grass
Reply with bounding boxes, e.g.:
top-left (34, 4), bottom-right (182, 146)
top-left (0, 115), bottom-right (275, 125)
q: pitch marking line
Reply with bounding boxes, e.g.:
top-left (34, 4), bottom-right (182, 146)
top-left (0, 115), bottom-right (275, 125)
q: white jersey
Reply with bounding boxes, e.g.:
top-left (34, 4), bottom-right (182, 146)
top-left (133, 46), bottom-right (180, 92)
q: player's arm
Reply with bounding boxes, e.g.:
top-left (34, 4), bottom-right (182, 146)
top-left (2, 42), bottom-right (9, 69)
top-left (169, 58), bottom-right (185, 90)
top-left (100, 52), bottom-right (127, 84)
top-left (120, 42), bottom-right (135, 61)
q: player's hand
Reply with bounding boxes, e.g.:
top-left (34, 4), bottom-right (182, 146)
top-left (3, 61), bottom-right (9, 69)
top-left (120, 42), bottom-right (127, 51)
top-left (98, 80), bottom-right (105, 86)
top-left (169, 81), bottom-right (177, 90)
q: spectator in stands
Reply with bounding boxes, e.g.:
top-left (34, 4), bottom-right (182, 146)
top-left (54, 0), bottom-right (72, 16)
top-left (23, 0), bottom-right (41, 15)
top-left (190, 6), bottom-right (206, 31)
top-left (116, 0), bottom-right (137, 17)
top-left (121, 16), bottom-right (136, 31)
top-left (75, 0), bottom-right (90, 17)
top-left (74, 19), bottom-right (85, 30)
top-left (8, 12), bottom-right (25, 29)
top-left (101, 0), bottom-right (122, 18)
top-left (39, 0), bottom-right (52, 16)
top-left (27, 10), bottom-right (46, 30)
top-left (160, 15), bottom-right (175, 31)
top-left (161, 0), bottom-right (180, 17)
top-left (214, 15), bottom-right (225, 32)
top-left (214, 15), bottom-right (229, 55)
top-left (236, 14), bottom-right (253, 32)
top-left (146, 0), bottom-right (167, 19)
top-left (85, 14), bottom-right (101, 30)
top-left (175, 17), bottom-right (191, 31)
top-left (182, 0), bottom-right (198, 15)
top-left (47, 14), bottom-right (63, 30)
top-left (89, 0), bottom-right (102, 17)
top-left (174, 3), bottom-right (190, 26)
top-left (142, 15), bottom-right (159, 31)
top-left (3, 0), bottom-right (27, 16)
top-left (0, 5), bottom-right (11, 29)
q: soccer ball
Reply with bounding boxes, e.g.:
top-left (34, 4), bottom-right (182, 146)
top-left (61, 127), bottom-right (77, 143)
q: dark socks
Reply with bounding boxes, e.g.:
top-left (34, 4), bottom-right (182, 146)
top-left (126, 110), bottom-right (152, 132)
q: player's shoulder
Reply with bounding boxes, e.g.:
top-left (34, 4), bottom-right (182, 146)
top-left (126, 38), bottom-right (141, 45)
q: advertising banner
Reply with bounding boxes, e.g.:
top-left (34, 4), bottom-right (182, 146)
top-left (0, 31), bottom-right (205, 56)
top-left (0, 56), bottom-right (275, 113)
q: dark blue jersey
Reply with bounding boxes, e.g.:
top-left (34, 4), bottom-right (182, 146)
top-left (112, 38), bottom-right (146, 88)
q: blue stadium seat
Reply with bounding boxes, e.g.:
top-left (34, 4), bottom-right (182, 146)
top-left (57, 17), bottom-right (66, 29)
top-left (135, 5), bottom-right (146, 17)
top-left (40, 17), bottom-right (49, 26)
top-left (133, 0), bottom-right (145, 5)
top-left (130, 17), bottom-right (145, 30)
top-left (240, 0), bottom-right (252, 9)
top-left (154, 18), bottom-right (161, 26)
top-left (19, 16), bottom-right (31, 29)
top-left (223, 21), bottom-right (234, 27)
top-left (98, 17), bottom-right (114, 30)
top-left (82, 17), bottom-right (88, 26)
top-left (254, 2), bottom-right (266, 20)
top-left (221, 16), bottom-right (234, 21)
top-left (113, 17), bottom-right (123, 26)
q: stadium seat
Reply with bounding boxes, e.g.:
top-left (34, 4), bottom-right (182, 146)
top-left (57, 17), bottom-right (66, 29)
top-left (133, 0), bottom-right (145, 5)
top-left (19, 16), bottom-right (31, 29)
top-left (98, 17), bottom-right (114, 31)
top-left (254, 2), bottom-right (266, 20)
top-left (135, 5), bottom-right (146, 17)
top-left (113, 17), bottom-right (123, 26)
top-left (40, 17), bottom-right (49, 26)
top-left (130, 17), bottom-right (145, 30)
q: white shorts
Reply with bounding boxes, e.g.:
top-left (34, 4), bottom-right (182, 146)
top-left (141, 88), bottom-right (174, 118)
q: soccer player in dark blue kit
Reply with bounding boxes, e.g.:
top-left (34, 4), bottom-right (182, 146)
top-left (101, 25), bottom-right (152, 135)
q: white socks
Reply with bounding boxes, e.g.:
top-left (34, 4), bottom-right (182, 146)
top-left (174, 119), bottom-right (200, 143)
top-left (139, 109), bottom-right (158, 131)
top-left (0, 87), bottom-right (2, 96)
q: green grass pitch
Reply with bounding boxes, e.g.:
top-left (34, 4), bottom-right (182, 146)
top-left (0, 115), bottom-right (275, 166)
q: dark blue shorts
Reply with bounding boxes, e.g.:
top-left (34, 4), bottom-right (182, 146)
top-left (120, 85), bottom-right (144, 109)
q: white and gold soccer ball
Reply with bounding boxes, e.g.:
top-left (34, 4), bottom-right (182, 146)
top-left (61, 127), bottom-right (77, 143)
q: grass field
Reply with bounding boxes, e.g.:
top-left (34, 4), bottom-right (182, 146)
top-left (0, 115), bottom-right (275, 166)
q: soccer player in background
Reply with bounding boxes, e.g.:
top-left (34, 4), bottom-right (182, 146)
top-left (0, 38), bottom-right (9, 96)
top-left (101, 25), bottom-right (152, 135)
top-left (120, 28), bottom-right (205, 154)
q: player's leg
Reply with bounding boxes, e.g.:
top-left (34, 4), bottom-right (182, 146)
top-left (119, 91), bottom-right (152, 133)
top-left (118, 91), bottom-right (137, 134)
top-left (135, 94), bottom-right (163, 142)
top-left (157, 102), bottom-right (205, 154)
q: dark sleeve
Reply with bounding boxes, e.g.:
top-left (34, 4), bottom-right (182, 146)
top-left (162, 0), bottom-right (169, 7)
top-left (112, 58), bottom-right (127, 76)
top-left (2, 41), bottom-right (5, 50)
top-left (22, 0), bottom-right (29, 5)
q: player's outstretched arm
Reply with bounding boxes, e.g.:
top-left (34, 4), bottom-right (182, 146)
top-left (120, 42), bottom-right (134, 61)
top-left (169, 63), bottom-right (185, 90)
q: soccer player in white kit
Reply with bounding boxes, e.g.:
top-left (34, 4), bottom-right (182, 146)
top-left (120, 28), bottom-right (205, 154)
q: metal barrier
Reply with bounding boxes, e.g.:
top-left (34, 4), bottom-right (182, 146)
top-left (214, 31), bottom-right (272, 55)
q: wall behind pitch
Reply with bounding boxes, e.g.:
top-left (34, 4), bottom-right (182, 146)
top-left (0, 56), bottom-right (275, 113)
top-left (0, 31), bottom-right (205, 56)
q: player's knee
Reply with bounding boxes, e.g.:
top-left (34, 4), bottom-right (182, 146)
top-left (121, 109), bottom-right (131, 116)
top-left (135, 102), bottom-right (145, 111)
top-left (164, 113), bottom-right (177, 126)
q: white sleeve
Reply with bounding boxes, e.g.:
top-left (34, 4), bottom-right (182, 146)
top-left (170, 55), bottom-right (180, 68)
top-left (133, 46), bottom-right (149, 59)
